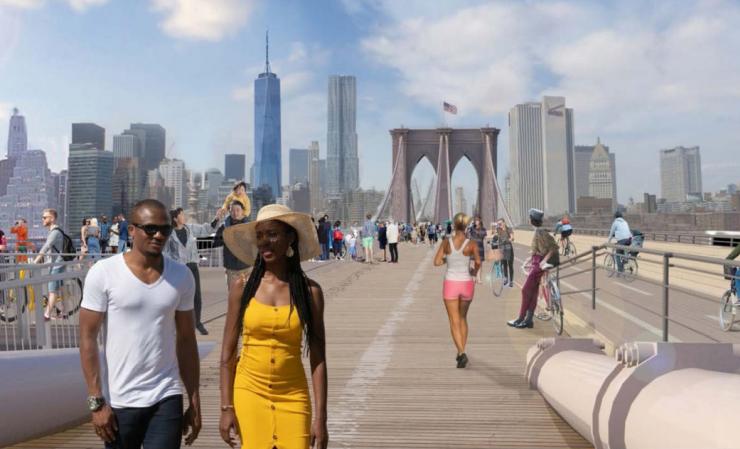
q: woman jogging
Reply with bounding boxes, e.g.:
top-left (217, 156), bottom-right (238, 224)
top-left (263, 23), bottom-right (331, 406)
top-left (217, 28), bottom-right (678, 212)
top-left (219, 204), bottom-right (328, 449)
top-left (434, 213), bottom-right (481, 369)
top-left (507, 209), bottom-right (558, 329)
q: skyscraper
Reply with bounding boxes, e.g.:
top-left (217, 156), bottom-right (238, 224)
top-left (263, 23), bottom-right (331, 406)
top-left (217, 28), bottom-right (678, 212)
top-left (224, 154), bottom-right (246, 181)
top-left (67, 143), bottom-right (114, 239)
top-left (72, 123), bottom-right (105, 150)
top-left (253, 31), bottom-right (281, 200)
top-left (327, 75), bottom-right (359, 195)
top-left (112, 133), bottom-right (141, 159)
top-left (660, 146), bottom-right (702, 202)
top-left (509, 96), bottom-right (574, 224)
top-left (112, 158), bottom-right (142, 217)
top-left (289, 148), bottom-right (309, 185)
top-left (0, 150), bottom-right (56, 239)
top-left (6, 107), bottom-right (27, 158)
top-left (159, 159), bottom-right (187, 208)
top-left (308, 141), bottom-right (321, 213)
top-left (574, 138), bottom-right (617, 211)
top-left (130, 123), bottom-right (166, 172)
top-left (454, 186), bottom-right (467, 215)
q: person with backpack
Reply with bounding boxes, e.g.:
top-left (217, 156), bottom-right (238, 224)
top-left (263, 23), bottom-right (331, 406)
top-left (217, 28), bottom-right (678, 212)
top-left (507, 208), bottom-right (558, 329)
top-left (99, 215), bottom-right (110, 254)
top-left (332, 221), bottom-right (344, 259)
top-left (34, 208), bottom-right (74, 320)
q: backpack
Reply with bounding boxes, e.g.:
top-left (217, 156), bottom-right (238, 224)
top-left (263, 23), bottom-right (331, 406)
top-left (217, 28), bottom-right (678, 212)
top-left (53, 228), bottom-right (76, 261)
top-left (333, 229), bottom-right (344, 241)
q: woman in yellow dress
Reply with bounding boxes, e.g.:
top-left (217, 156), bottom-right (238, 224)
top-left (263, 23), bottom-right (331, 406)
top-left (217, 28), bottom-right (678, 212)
top-left (219, 204), bottom-right (328, 449)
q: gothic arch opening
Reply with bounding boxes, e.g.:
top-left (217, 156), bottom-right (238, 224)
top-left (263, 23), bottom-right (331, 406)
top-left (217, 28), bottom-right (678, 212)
top-left (450, 155), bottom-right (479, 217)
top-left (410, 155), bottom-right (436, 223)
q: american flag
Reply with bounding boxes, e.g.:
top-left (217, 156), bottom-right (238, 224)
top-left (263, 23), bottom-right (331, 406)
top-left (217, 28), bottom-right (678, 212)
top-left (443, 101), bottom-right (458, 115)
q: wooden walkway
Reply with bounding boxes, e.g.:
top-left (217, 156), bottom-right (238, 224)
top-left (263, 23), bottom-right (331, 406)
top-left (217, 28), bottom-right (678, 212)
top-left (9, 243), bottom-right (590, 449)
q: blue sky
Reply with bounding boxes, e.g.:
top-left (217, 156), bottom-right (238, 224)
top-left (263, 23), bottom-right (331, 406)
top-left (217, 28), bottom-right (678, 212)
top-left (2, 0), bottom-right (740, 210)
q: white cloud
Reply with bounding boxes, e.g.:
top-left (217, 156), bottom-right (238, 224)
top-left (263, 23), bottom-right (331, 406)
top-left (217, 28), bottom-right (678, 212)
top-left (361, 0), bottom-right (740, 198)
top-left (0, 0), bottom-right (107, 11)
top-left (151, 0), bottom-right (255, 42)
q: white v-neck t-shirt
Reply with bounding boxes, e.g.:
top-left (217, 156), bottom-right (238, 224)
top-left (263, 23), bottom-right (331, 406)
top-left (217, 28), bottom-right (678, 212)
top-left (81, 253), bottom-right (195, 408)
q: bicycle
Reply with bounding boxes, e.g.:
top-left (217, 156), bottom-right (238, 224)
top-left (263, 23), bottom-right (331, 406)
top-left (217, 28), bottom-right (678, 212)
top-left (719, 267), bottom-right (738, 331)
top-left (0, 273), bottom-right (82, 322)
top-left (522, 260), bottom-right (564, 335)
top-left (488, 258), bottom-right (505, 297)
top-left (604, 247), bottom-right (638, 280)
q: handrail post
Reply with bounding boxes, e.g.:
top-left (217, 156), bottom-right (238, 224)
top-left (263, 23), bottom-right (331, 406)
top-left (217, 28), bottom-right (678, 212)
top-left (591, 246), bottom-right (597, 310)
top-left (662, 253), bottom-right (672, 342)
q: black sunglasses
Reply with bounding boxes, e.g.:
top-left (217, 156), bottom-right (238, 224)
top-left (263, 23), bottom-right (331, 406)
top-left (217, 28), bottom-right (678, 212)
top-left (131, 223), bottom-right (173, 237)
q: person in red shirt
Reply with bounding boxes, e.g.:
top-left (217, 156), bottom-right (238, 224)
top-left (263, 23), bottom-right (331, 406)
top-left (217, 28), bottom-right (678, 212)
top-left (10, 219), bottom-right (31, 263)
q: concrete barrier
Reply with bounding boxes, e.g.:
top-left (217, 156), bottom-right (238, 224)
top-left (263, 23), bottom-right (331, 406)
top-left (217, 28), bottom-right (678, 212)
top-left (526, 338), bottom-right (740, 449)
top-left (0, 342), bottom-right (215, 447)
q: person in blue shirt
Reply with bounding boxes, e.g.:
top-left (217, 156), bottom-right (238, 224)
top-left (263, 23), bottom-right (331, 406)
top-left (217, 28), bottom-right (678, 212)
top-left (607, 211), bottom-right (632, 274)
top-left (117, 213), bottom-right (129, 253)
top-left (99, 215), bottom-right (111, 254)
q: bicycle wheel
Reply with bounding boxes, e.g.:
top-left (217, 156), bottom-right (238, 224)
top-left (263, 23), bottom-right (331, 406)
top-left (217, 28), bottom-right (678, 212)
top-left (548, 281), bottom-right (563, 334)
top-left (719, 290), bottom-right (736, 331)
top-left (567, 242), bottom-right (576, 257)
top-left (534, 281), bottom-right (552, 321)
top-left (604, 253), bottom-right (616, 277)
top-left (490, 262), bottom-right (504, 297)
top-left (56, 278), bottom-right (83, 319)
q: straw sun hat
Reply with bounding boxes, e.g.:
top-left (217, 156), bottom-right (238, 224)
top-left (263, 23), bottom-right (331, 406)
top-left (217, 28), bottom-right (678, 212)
top-left (224, 204), bottom-right (321, 264)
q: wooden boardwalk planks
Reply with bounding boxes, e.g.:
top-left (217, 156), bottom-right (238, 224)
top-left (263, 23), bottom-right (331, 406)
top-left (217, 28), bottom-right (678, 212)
top-left (9, 244), bottom-right (590, 449)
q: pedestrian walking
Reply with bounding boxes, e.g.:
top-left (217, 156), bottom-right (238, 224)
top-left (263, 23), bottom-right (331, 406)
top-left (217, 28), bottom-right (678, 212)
top-left (427, 223), bottom-right (437, 246)
top-left (332, 221), bottom-right (344, 259)
top-left (99, 215), bottom-right (110, 254)
top-left (496, 218), bottom-right (515, 287)
top-left (212, 200), bottom-right (250, 289)
top-left (165, 207), bottom-right (220, 335)
top-left (317, 217), bottom-right (329, 261)
top-left (86, 218), bottom-right (102, 260)
top-left (434, 213), bottom-right (481, 368)
top-left (507, 208), bottom-right (558, 329)
top-left (219, 204), bottom-right (328, 449)
top-left (387, 220), bottom-right (399, 263)
top-left (378, 222), bottom-right (388, 262)
top-left (108, 217), bottom-right (119, 254)
top-left (33, 209), bottom-right (67, 320)
top-left (118, 214), bottom-right (129, 253)
top-left (467, 217), bottom-right (487, 284)
top-left (79, 199), bottom-right (201, 448)
top-left (361, 213), bottom-right (376, 263)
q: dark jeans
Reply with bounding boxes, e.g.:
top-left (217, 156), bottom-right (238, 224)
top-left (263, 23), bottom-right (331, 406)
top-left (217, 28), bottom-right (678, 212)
top-left (186, 263), bottom-right (202, 326)
top-left (389, 243), bottom-right (398, 262)
top-left (105, 394), bottom-right (183, 449)
top-left (501, 257), bottom-right (514, 283)
top-left (320, 243), bottom-right (329, 260)
top-left (616, 238), bottom-right (631, 272)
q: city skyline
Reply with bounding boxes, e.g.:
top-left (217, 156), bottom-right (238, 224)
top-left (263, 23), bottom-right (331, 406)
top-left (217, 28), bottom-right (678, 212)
top-left (1, 1), bottom-right (740, 206)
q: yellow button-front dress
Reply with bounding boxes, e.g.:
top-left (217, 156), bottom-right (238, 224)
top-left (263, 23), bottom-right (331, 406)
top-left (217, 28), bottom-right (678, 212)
top-left (234, 298), bottom-right (311, 449)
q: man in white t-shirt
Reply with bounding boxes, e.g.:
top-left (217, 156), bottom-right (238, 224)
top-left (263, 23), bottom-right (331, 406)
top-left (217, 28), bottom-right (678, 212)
top-left (79, 199), bottom-right (201, 449)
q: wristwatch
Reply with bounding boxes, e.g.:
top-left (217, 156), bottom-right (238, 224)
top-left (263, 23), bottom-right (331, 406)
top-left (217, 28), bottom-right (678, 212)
top-left (87, 396), bottom-right (106, 412)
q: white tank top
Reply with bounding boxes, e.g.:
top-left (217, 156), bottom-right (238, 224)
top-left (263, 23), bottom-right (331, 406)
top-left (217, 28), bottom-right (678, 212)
top-left (445, 238), bottom-right (472, 281)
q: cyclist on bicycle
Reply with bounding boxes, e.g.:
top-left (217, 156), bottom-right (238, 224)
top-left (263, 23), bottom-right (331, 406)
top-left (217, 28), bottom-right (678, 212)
top-left (607, 211), bottom-right (632, 275)
top-left (726, 243), bottom-right (740, 305)
top-left (554, 214), bottom-right (573, 253)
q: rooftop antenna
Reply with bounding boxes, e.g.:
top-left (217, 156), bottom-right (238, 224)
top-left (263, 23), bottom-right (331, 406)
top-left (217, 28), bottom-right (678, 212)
top-left (265, 30), bottom-right (271, 74)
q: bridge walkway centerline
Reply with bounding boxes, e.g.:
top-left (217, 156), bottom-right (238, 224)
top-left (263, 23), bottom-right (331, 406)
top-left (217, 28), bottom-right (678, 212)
top-left (9, 244), bottom-right (590, 449)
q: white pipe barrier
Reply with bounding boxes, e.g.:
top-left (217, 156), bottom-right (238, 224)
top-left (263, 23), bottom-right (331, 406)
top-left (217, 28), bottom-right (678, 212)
top-left (0, 342), bottom-right (216, 447)
top-left (526, 338), bottom-right (740, 449)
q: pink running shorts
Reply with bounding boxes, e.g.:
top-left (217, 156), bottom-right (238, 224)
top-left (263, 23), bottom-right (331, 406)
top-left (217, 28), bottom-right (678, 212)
top-left (443, 279), bottom-right (475, 301)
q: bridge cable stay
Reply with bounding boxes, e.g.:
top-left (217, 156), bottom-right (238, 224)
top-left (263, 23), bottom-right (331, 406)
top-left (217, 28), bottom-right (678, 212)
top-left (485, 132), bottom-right (514, 228)
top-left (373, 133), bottom-right (405, 221)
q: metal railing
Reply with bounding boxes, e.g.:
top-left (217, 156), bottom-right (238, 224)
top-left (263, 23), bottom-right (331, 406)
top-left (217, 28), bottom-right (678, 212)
top-left (555, 243), bottom-right (740, 343)
top-left (571, 228), bottom-right (740, 247)
top-left (0, 256), bottom-right (96, 352)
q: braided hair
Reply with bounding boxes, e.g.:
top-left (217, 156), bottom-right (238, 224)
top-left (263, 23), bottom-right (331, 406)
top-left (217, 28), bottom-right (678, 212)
top-left (236, 224), bottom-right (319, 354)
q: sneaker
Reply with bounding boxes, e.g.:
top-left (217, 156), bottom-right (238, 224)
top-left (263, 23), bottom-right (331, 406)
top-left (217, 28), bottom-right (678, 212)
top-left (509, 281), bottom-right (514, 288)
top-left (196, 323), bottom-right (209, 335)
top-left (458, 353), bottom-right (468, 368)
